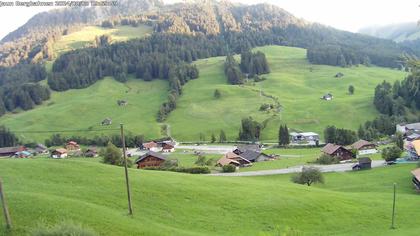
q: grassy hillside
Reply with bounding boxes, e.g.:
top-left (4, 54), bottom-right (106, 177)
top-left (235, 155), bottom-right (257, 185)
top-left (0, 46), bottom-right (407, 142)
top-left (0, 158), bottom-right (419, 235)
top-left (0, 78), bottom-right (168, 141)
top-left (53, 25), bottom-right (152, 56)
top-left (169, 46), bottom-right (407, 141)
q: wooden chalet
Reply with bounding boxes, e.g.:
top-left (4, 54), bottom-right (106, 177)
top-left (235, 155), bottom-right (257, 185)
top-left (233, 144), bottom-right (261, 155)
top-left (322, 143), bottom-right (353, 160)
top-left (135, 151), bottom-right (166, 169)
top-left (142, 141), bottom-right (161, 152)
top-left (162, 143), bottom-right (175, 153)
top-left (51, 148), bottom-right (68, 159)
top-left (0, 146), bottom-right (26, 157)
top-left (217, 152), bottom-right (252, 167)
top-left (65, 141), bottom-right (80, 151)
top-left (351, 140), bottom-right (378, 155)
top-left (84, 147), bottom-right (98, 158)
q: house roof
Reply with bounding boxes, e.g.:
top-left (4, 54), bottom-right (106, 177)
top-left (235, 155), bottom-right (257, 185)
top-left (67, 141), bottom-right (78, 145)
top-left (407, 133), bottom-right (420, 140)
top-left (0, 146), bottom-right (24, 154)
top-left (405, 123), bottom-right (420, 131)
top-left (240, 150), bottom-right (261, 161)
top-left (322, 143), bottom-right (346, 155)
top-left (412, 140), bottom-right (420, 156)
top-left (143, 141), bottom-right (157, 149)
top-left (54, 148), bottom-right (68, 154)
top-left (162, 143), bottom-right (174, 149)
top-left (224, 152), bottom-right (251, 164)
top-left (411, 168), bottom-right (420, 182)
top-left (217, 157), bottom-right (240, 166)
top-left (236, 144), bottom-right (261, 153)
top-left (36, 144), bottom-right (47, 149)
top-left (351, 140), bottom-right (375, 150)
top-left (135, 151), bottom-right (166, 163)
top-left (358, 157), bottom-right (372, 164)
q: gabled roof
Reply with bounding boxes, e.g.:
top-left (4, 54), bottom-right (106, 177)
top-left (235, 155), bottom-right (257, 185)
top-left (351, 140), bottom-right (375, 150)
top-left (405, 123), bottom-right (420, 131)
top-left (0, 146), bottom-right (25, 154)
top-left (236, 144), bottom-right (261, 153)
top-left (239, 150), bottom-right (261, 161)
top-left (162, 143), bottom-right (175, 149)
top-left (53, 148), bottom-right (68, 154)
top-left (412, 140), bottom-right (420, 156)
top-left (322, 143), bottom-right (347, 155)
top-left (143, 141), bottom-right (157, 149)
top-left (217, 157), bottom-right (240, 166)
top-left (223, 152), bottom-right (251, 164)
top-left (135, 151), bottom-right (166, 163)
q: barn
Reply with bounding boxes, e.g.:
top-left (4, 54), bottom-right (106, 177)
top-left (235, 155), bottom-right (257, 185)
top-left (135, 151), bottom-right (166, 169)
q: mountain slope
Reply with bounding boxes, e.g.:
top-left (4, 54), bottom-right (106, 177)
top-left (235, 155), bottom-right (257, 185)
top-left (359, 22), bottom-right (420, 42)
top-left (1, 46), bottom-right (406, 142)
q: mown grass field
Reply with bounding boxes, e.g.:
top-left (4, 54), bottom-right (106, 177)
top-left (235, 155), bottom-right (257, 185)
top-left (0, 78), bottom-right (168, 141)
top-left (53, 25), bottom-right (152, 56)
top-left (0, 158), bottom-right (419, 235)
top-left (169, 46), bottom-right (407, 142)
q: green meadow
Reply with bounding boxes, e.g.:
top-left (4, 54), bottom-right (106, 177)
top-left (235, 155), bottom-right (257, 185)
top-left (0, 46), bottom-right (407, 142)
top-left (0, 78), bottom-right (168, 141)
top-left (53, 25), bottom-right (152, 56)
top-left (169, 46), bottom-right (407, 142)
top-left (0, 158), bottom-right (419, 235)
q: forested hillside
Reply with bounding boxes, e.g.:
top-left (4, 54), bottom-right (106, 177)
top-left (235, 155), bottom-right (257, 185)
top-left (0, 0), bottom-right (162, 66)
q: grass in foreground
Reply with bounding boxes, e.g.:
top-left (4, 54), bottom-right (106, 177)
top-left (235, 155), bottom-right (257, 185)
top-left (0, 159), bottom-right (419, 235)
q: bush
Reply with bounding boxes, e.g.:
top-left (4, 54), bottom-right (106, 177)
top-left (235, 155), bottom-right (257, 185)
top-left (222, 164), bottom-right (237, 173)
top-left (291, 167), bottom-right (324, 186)
top-left (315, 154), bottom-right (339, 165)
top-left (382, 146), bottom-right (402, 162)
top-left (161, 159), bottom-right (179, 168)
top-left (195, 155), bottom-right (207, 166)
top-left (31, 222), bottom-right (97, 236)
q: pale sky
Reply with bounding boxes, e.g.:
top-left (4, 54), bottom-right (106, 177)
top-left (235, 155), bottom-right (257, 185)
top-left (0, 0), bottom-right (419, 40)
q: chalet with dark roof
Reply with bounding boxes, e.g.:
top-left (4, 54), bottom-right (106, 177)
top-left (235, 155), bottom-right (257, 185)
top-left (135, 151), bottom-right (166, 169)
top-left (322, 143), bottom-right (353, 160)
top-left (239, 150), bottom-right (273, 163)
top-left (217, 152), bottom-right (252, 167)
top-left (0, 146), bottom-right (26, 157)
top-left (351, 140), bottom-right (377, 155)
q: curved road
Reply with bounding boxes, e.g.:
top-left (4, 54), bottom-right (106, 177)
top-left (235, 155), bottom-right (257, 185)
top-left (209, 160), bottom-right (386, 177)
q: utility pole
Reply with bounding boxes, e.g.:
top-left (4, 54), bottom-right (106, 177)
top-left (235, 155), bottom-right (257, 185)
top-left (0, 178), bottom-right (12, 229)
top-left (120, 124), bottom-right (133, 216)
top-left (391, 183), bottom-right (397, 229)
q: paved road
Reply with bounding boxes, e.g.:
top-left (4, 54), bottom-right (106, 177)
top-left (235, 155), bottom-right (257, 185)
top-left (209, 160), bottom-right (386, 177)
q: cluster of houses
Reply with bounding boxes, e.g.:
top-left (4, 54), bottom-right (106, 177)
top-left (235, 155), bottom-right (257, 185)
top-left (0, 141), bottom-right (98, 159)
top-left (321, 139), bottom-right (378, 170)
top-left (397, 122), bottom-right (420, 160)
top-left (216, 144), bottom-right (276, 169)
top-left (289, 132), bottom-right (320, 145)
top-left (141, 140), bottom-right (176, 153)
